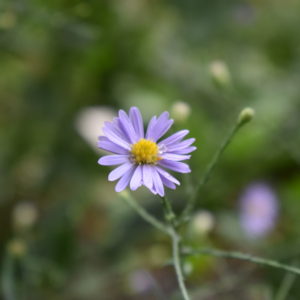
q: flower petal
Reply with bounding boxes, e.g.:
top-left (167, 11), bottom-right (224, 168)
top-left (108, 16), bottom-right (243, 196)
top-left (150, 112), bottom-right (174, 141)
top-left (166, 138), bottom-right (195, 152)
top-left (106, 118), bottom-right (129, 141)
top-left (156, 167), bottom-right (180, 185)
top-left (158, 160), bottom-right (191, 173)
top-left (103, 123), bottom-right (131, 150)
top-left (145, 116), bottom-right (157, 140)
top-left (130, 165), bottom-right (143, 190)
top-left (158, 130), bottom-right (189, 147)
top-left (142, 165), bottom-right (153, 190)
top-left (151, 167), bottom-right (165, 196)
top-left (108, 162), bottom-right (133, 181)
top-left (172, 146), bottom-right (197, 154)
top-left (97, 137), bottom-right (128, 154)
top-left (118, 110), bottom-right (138, 143)
top-left (98, 155), bottom-right (129, 166)
top-left (129, 107), bottom-right (144, 139)
top-left (161, 153), bottom-right (191, 161)
top-left (160, 176), bottom-right (176, 189)
top-left (115, 167), bottom-right (135, 192)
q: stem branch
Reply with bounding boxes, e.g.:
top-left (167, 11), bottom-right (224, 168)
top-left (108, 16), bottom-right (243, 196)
top-left (181, 120), bottom-right (244, 223)
top-left (171, 230), bottom-right (190, 300)
top-left (182, 247), bottom-right (300, 276)
top-left (160, 196), bottom-right (190, 300)
top-left (120, 191), bottom-right (170, 235)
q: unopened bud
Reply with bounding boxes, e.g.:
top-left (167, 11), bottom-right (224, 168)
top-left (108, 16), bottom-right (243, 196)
top-left (171, 101), bottom-right (191, 122)
top-left (210, 60), bottom-right (231, 88)
top-left (75, 106), bottom-right (115, 152)
top-left (13, 202), bottom-right (38, 230)
top-left (191, 210), bottom-right (215, 236)
top-left (7, 239), bottom-right (27, 257)
top-left (238, 107), bottom-right (255, 126)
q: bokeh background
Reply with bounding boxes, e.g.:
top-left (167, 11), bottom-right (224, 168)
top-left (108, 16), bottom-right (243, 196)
top-left (1, 0), bottom-right (300, 299)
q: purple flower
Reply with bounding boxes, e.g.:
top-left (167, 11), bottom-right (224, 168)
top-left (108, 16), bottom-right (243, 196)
top-left (97, 107), bottom-right (196, 196)
top-left (239, 182), bottom-right (279, 238)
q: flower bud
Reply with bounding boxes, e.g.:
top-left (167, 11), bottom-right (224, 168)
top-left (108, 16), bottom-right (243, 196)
top-left (171, 101), bottom-right (191, 123)
top-left (209, 60), bottom-right (231, 88)
top-left (7, 239), bottom-right (27, 257)
top-left (75, 106), bottom-right (115, 152)
top-left (191, 210), bottom-right (215, 236)
top-left (12, 202), bottom-right (38, 231)
top-left (238, 107), bottom-right (255, 126)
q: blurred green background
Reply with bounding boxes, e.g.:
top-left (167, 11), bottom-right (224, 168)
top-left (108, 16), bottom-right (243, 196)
top-left (1, 0), bottom-right (300, 299)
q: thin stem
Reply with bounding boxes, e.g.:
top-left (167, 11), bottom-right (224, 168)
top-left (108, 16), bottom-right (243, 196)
top-left (160, 196), bottom-right (176, 226)
top-left (1, 253), bottom-right (16, 300)
top-left (275, 261), bottom-right (298, 300)
top-left (171, 230), bottom-right (190, 300)
top-left (182, 247), bottom-right (300, 276)
top-left (180, 121), bottom-right (244, 223)
top-left (119, 191), bottom-right (170, 235)
top-left (160, 196), bottom-right (190, 300)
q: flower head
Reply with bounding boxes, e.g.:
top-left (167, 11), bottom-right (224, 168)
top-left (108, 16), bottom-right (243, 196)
top-left (239, 182), bottom-right (279, 238)
top-left (97, 107), bottom-right (196, 196)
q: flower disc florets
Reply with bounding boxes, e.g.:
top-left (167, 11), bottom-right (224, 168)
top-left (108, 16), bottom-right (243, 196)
top-left (131, 139), bottom-right (160, 164)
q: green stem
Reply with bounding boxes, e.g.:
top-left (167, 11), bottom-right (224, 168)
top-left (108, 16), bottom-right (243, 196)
top-left (120, 191), bottom-right (170, 235)
top-left (275, 261), bottom-right (298, 300)
top-left (182, 247), bottom-right (300, 276)
top-left (180, 121), bottom-right (243, 223)
top-left (160, 196), bottom-right (176, 226)
top-left (171, 230), bottom-right (190, 300)
top-left (160, 196), bottom-right (190, 300)
top-left (1, 253), bottom-right (16, 300)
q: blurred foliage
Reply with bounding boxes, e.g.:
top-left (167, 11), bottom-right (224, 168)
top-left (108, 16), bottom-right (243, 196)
top-left (0, 0), bottom-right (300, 299)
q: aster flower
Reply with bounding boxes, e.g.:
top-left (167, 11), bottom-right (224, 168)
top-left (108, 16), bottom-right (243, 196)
top-left (239, 182), bottom-right (279, 238)
top-left (97, 107), bottom-right (196, 196)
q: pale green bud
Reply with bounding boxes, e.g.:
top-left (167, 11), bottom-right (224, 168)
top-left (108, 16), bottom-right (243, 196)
top-left (209, 60), bottom-right (231, 88)
top-left (13, 202), bottom-right (38, 230)
top-left (7, 239), bottom-right (27, 257)
top-left (171, 101), bottom-right (191, 123)
top-left (191, 210), bottom-right (215, 236)
top-left (238, 107), bottom-right (255, 125)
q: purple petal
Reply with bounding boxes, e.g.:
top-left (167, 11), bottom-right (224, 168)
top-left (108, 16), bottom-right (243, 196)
top-left (115, 167), bottom-right (135, 192)
top-left (158, 130), bottom-right (189, 147)
top-left (118, 110), bottom-right (138, 143)
top-left (160, 176), bottom-right (176, 189)
top-left (130, 165), bottom-right (143, 190)
top-left (145, 116), bottom-right (157, 140)
top-left (158, 160), bottom-right (191, 173)
top-left (98, 155), bottom-right (129, 166)
top-left (166, 138), bottom-right (195, 152)
top-left (108, 162), bottom-right (133, 181)
top-left (156, 167), bottom-right (180, 185)
top-left (150, 186), bottom-right (158, 195)
top-left (103, 123), bottom-right (131, 150)
top-left (172, 146), bottom-right (197, 154)
top-left (151, 168), bottom-right (165, 197)
top-left (161, 153), bottom-right (191, 161)
top-left (142, 165), bottom-right (153, 190)
top-left (129, 107), bottom-right (144, 139)
top-left (97, 136), bottom-right (128, 154)
top-left (107, 118), bottom-right (129, 141)
top-left (148, 112), bottom-right (174, 141)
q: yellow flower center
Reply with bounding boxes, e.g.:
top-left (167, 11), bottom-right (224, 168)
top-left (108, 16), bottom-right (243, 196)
top-left (131, 139), bottom-right (160, 164)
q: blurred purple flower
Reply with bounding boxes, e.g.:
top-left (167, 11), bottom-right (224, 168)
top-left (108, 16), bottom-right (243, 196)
top-left (239, 182), bottom-right (279, 238)
top-left (129, 269), bottom-right (153, 294)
